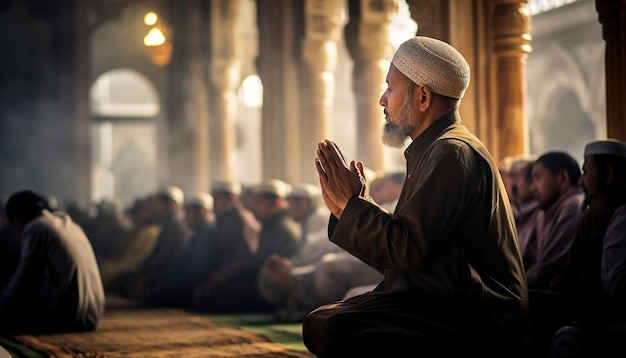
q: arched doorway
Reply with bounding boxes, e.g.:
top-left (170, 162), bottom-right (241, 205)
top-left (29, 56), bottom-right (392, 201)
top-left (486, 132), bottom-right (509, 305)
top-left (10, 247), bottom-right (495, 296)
top-left (90, 68), bottom-right (160, 205)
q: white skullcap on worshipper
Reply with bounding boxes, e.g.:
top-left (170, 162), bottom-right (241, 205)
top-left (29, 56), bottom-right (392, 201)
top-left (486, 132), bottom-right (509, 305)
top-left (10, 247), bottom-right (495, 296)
top-left (157, 185), bottom-right (184, 205)
top-left (211, 180), bottom-right (242, 196)
top-left (391, 36), bottom-right (470, 100)
top-left (253, 179), bottom-right (291, 198)
top-left (185, 191), bottom-right (213, 210)
top-left (288, 182), bottom-right (321, 200)
top-left (584, 139), bottom-right (626, 158)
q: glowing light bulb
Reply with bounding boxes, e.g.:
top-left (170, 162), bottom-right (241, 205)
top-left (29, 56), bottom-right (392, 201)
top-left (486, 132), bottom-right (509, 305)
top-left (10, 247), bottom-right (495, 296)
top-left (143, 28), bottom-right (166, 46)
top-left (144, 12), bottom-right (158, 26)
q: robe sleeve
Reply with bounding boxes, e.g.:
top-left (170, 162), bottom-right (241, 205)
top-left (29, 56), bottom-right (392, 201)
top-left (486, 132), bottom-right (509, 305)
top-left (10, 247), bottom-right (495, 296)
top-left (329, 141), bottom-right (481, 273)
top-left (0, 224), bottom-right (47, 309)
top-left (601, 206), bottom-right (626, 300)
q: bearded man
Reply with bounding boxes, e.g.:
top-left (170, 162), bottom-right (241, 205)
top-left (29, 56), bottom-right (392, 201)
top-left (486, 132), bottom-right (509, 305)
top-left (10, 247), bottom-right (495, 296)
top-left (304, 36), bottom-right (528, 357)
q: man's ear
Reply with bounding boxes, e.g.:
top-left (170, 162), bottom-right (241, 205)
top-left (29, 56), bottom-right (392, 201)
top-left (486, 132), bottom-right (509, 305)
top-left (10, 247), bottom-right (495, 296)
top-left (558, 170), bottom-right (571, 190)
top-left (417, 85), bottom-right (433, 112)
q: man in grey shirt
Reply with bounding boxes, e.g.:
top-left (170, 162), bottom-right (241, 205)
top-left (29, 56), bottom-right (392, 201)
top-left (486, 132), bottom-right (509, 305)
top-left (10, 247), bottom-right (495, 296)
top-left (0, 190), bottom-right (105, 334)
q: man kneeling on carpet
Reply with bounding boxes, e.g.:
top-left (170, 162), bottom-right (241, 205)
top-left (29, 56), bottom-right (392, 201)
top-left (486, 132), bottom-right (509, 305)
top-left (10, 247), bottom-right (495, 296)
top-left (0, 190), bottom-right (105, 335)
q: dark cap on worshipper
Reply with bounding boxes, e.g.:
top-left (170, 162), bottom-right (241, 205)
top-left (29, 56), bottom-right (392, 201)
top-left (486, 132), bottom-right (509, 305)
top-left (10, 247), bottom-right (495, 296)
top-left (211, 180), bottom-right (242, 196)
top-left (584, 139), bottom-right (626, 159)
top-left (253, 179), bottom-right (291, 198)
top-left (157, 185), bottom-right (184, 205)
top-left (185, 191), bottom-right (213, 210)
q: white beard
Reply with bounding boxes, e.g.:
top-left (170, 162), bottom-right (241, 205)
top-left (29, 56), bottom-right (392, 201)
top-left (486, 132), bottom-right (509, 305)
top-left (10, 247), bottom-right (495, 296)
top-left (381, 96), bottom-right (417, 148)
top-left (382, 122), bottom-right (411, 148)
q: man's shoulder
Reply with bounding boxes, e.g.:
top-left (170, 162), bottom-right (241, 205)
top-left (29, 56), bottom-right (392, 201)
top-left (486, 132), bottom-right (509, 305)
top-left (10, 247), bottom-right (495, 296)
top-left (427, 135), bottom-right (486, 172)
top-left (558, 189), bottom-right (585, 212)
top-left (609, 204), bottom-right (626, 228)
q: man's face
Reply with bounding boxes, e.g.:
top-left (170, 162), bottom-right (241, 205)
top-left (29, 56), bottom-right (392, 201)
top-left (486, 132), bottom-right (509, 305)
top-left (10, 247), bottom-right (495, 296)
top-left (252, 194), bottom-right (275, 221)
top-left (510, 162), bottom-right (534, 205)
top-left (184, 205), bottom-right (205, 228)
top-left (530, 162), bottom-right (563, 210)
top-left (212, 192), bottom-right (233, 217)
top-left (379, 65), bottom-right (417, 148)
top-left (287, 196), bottom-right (309, 222)
top-left (579, 155), bottom-right (599, 203)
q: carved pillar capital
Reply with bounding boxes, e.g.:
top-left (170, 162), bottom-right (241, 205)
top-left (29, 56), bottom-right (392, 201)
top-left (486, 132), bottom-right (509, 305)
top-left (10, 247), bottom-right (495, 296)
top-left (300, 0), bottom-right (346, 182)
top-left (489, 0), bottom-right (532, 161)
top-left (344, 0), bottom-right (398, 171)
top-left (209, 0), bottom-right (242, 91)
top-left (208, 0), bottom-right (243, 182)
top-left (302, 0), bottom-right (345, 70)
top-left (209, 58), bottom-right (242, 92)
top-left (491, 0), bottom-right (532, 57)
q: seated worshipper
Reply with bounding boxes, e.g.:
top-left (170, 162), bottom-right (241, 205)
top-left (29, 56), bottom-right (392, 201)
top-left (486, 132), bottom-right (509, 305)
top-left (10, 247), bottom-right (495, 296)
top-left (144, 192), bottom-right (216, 308)
top-left (546, 139), bottom-right (626, 358)
top-left (264, 251), bottom-right (384, 323)
top-left (257, 182), bottom-right (345, 320)
top-left (523, 152), bottom-right (584, 290)
top-left (63, 199), bottom-right (95, 233)
top-left (201, 180), bottom-right (261, 288)
top-left (499, 154), bottom-right (517, 202)
top-left (86, 198), bottom-right (134, 264)
top-left (342, 170), bottom-right (406, 299)
top-left (115, 185), bottom-right (192, 300)
top-left (367, 170), bottom-right (405, 212)
top-left (0, 190), bottom-right (105, 334)
top-left (193, 179), bottom-right (301, 312)
top-left (99, 196), bottom-right (160, 293)
top-left (509, 155), bottom-right (541, 250)
top-left (304, 36), bottom-right (528, 357)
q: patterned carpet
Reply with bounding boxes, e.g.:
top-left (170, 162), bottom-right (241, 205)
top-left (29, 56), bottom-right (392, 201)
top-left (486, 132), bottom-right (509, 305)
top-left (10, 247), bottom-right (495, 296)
top-left (0, 302), bottom-right (314, 358)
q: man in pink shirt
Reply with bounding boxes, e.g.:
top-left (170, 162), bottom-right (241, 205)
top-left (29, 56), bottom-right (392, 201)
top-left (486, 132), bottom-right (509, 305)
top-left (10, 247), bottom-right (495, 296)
top-left (523, 151), bottom-right (584, 290)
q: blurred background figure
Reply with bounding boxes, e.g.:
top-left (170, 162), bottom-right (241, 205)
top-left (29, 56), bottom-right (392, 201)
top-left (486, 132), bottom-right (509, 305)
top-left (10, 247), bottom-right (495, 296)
top-left (86, 198), bottom-right (134, 264)
top-left (114, 185), bottom-right (191, 300)
top-left (100, 196), bottom-right (161, 293)
top-left (193, 179), bottom-right (300, 312)
top-left (508, 155), bottom-right (540, 250)
top-left (144, 191), bottom-right (216, 308)
top-left (257, 182), bottom-right (341, 318)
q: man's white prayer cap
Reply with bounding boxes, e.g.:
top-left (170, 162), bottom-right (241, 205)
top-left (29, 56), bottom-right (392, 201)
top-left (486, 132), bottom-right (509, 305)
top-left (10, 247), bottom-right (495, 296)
top-left (391, 36), bottom-right (470, 100)
top-left (211, 180), bottom-right (242, 195)
top-left (157, 185), bottom-right (184, 205)
top-left (185, 191), bottom-right (213, 210)
top-left (584, 139), bottom-right (626, 158)
top-left (288, 182), bottom-right (321, 200)
top-left (253, 179), bottom-right (291, 198)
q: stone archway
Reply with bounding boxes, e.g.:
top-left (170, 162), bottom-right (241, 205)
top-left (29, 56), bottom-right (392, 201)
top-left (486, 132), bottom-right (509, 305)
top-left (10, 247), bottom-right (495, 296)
top-left (90, 68), bottom-right (160, 205)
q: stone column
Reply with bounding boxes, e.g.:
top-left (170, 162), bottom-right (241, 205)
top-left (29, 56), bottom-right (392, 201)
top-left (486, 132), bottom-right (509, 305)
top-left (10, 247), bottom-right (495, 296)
top-left (165, 0), bottom-right (211, 192)
top-left (490, 0), bottom-right (532, 160)
top-left (209, 0), bottom-right (242, 183)
top-left (257, 0), bottom-right (304, 181)
top-left (62, 0), bottom-right (91, 203)
top-left (300, 0), bottom-right (346, 183)
top-left (595, 0), bottom-right (626, 141)
top-left (345, 0), bottom-right (398, 172)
